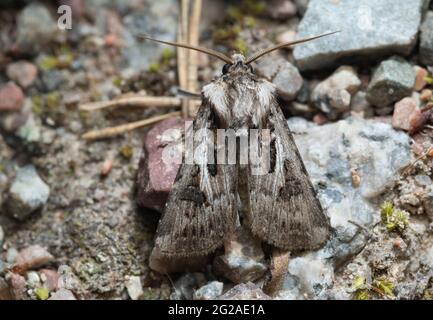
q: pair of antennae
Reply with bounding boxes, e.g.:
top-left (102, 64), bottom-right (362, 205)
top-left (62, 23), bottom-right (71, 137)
top-left (136, 30), bottom-right (340, 65)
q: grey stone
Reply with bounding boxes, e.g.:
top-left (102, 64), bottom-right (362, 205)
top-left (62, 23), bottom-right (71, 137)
top-left (219, 282), bottom-right (271, 300)
top-left (193, 281), bottom-right (224, 300)
top-left (213, 226), bottom-right (267, 284)
top-left (366, 56), bottom-right (416, 108)
top-left (4, 165), bottom-right (50, 220)
top-left (26, 271), bottom-right (41, 288)
top-left (256, 56), bottom-right (303, 100)
top-left (6, 248), bottom-right (18, 263)
top-left (293, 0), bottom-right (427, 71)
top-left (311, 66), bottom-right (361, 119)
top-left (351, 91), bottom-right (374, 117)
top-left (16, 3), bottom-right (58, 53)
top-left (420, 11), bottom-right (433, 66)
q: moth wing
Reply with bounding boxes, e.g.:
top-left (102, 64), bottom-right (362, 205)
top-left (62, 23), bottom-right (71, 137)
top-left (152, 101), bottom-right (238, 259)
top-left (244, 101), bottom-right (330, 250)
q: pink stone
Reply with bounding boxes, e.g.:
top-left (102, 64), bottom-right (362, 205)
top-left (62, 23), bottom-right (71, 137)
top-left (413, 66), bottom-right (428, 91)
top-left (6, 61), bottom-right (38, 88)
top-left (392, 97), bottom-right (420, 131)
top-left (39, 269), bottom-right (59, 292)
top-left (0, 82), bottom-right (24, 111)
top-left (7, 273), bottom-right (26, 300)
top-left (313, 113), bottom-right (328, 125)
top-left (136, 117), bottom-right (190, 211)
top-left (15, 245), bottom-right (54, 271)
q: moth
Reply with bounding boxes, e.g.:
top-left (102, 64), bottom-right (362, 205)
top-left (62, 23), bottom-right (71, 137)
top-left (139, 31), bottom-right (339, 270)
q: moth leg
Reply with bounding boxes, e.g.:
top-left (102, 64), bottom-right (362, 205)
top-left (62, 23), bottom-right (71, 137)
top-left (262, 248), bottom-right (290, 297)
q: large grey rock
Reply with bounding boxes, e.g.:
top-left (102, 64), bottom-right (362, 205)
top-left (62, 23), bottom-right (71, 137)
top-left (3, 165), bottom-right (50, 220)
top-left (366, 56), bottom-right (416, 108)
top-left (278, 116), bottom-right (412, 299)
top-left (420, 11), bottom-right (433, 66)
top-left (293, 0), bottom-right (427, 71)
top-left (16, 3), bottom-right (58, 53)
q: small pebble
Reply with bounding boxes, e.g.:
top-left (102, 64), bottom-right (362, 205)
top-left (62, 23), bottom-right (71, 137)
top-left (413, 66), bottom-right (428, 91)
top-left (26, 271), bottom-right (41, 288)
top-left (420, 89), bottom-right (432, 102)
top-left (6, 60), bottom-right (38, 88)
top-left (0, 82), bottom-right (24, 111)
top-left (100, 159), bottom-right (113, 176)
top-left (6, 248), bottom-right (19, 263)
top-left (126, 276), bottom-right (143, 300)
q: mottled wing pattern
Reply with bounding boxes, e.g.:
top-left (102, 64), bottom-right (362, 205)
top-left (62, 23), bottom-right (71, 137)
top-left (244, 101), bottom-right (330, 250)
top-left (153, 101), bottom-right (238, 258)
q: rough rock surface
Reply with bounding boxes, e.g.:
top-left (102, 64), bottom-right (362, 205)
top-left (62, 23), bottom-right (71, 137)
top-left (219, 282), bottom-right (271, 300)
top-left (366, 56), bottom-right (416, 108)
top-left (294, 0), bottom-right (427, 70)
top-left (420, 11), bottom-right (433, 66)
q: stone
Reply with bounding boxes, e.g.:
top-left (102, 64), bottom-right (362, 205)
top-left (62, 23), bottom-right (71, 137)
top-left (136, 117), bottom-right (187, 211)
top-left (48, 288), bottom-right (76, 300)
top-left (284, 254), bottom-right (334, 298)
top-left (256, 55), bottom-right (303, 100)
top-left (311, 66), bottom-right (361, 119)
top-left (414, 66), bottom-right (428, 91)
top-left (121, 1), bottom-right (178, 73)
top-left (39, 269), bottom-right (59, 292)
top-left (125, 275), bottom-right (143, 300)
top-left (170, 273), bottom-right (207, 300)
top-left (420, 89), bottom-right (432, 101)
top-left (15, 245), bottom-right (54, 271)
top-left (276, 30), bottom-right (296, 45)
top-left (0, 82), bottom-right (24, 111)
top-left (0, 278), bottom-right (13, 300)
top-left (392, 97), bottom-right (421, 131)
top-left (6, 273), bottom-right (26, 300)
top-left (351, 91), bottom-right (374, 117)
top-left (56, 265), bottom-right (81, 293)
top-left (4, 165), bottom-right (50, 220)
top-left (294, 0), bottom-right (426, 71)
top-left (267, 0), bottom-right (297, 20)
top-left (193, 281), bottom-right (224, 300)
top-left (213, 226), bottom-right (267, 284)
top-left (420, 11), bottom-right (433, 66)
top-left (16, 3), bottom-right (58, 53)
top-left (26, 271), bottom-right (41, 288)
top-left (218, 282), bottom-right (271, 300)
top-left (366, 56), bottom-right (416, 108)
top-left (6, 248), bottom-right (18, 264)
top-left (6, 61), bottom-right (38, 89)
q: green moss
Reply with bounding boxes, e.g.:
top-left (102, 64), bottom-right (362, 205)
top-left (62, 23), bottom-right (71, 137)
top-left (425, 74), bottom-right (433, 85)
top-left (112, 76), bottom-right (122, 88)
top-left (31, 95), bottom-right (43, 115)
top-left (35, 287), bottom-right (49, 300)
top-left (372, 277), bottom-right (394, 298)
top-left (380, 201), bottom-right (409, 232)
top-left (244, 16), bottom-right (257, 28)
top-left (353, 289), bottom-right (369, 300)
top-left (242, 0), bottom-right (266, 15)
top-left (148, 62), bottom-right (161, 73)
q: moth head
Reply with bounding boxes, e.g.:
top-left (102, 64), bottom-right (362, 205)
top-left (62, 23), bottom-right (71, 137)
top-left (222, 53), bottom-right (254, 75)
top-left (136, 31), bottom-right (340, 72)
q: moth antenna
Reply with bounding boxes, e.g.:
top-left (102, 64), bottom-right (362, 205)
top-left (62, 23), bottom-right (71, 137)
top-left (136, 34), bottom-right (233, 64)
top-left (245, 30), bottom-right (341, 65)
